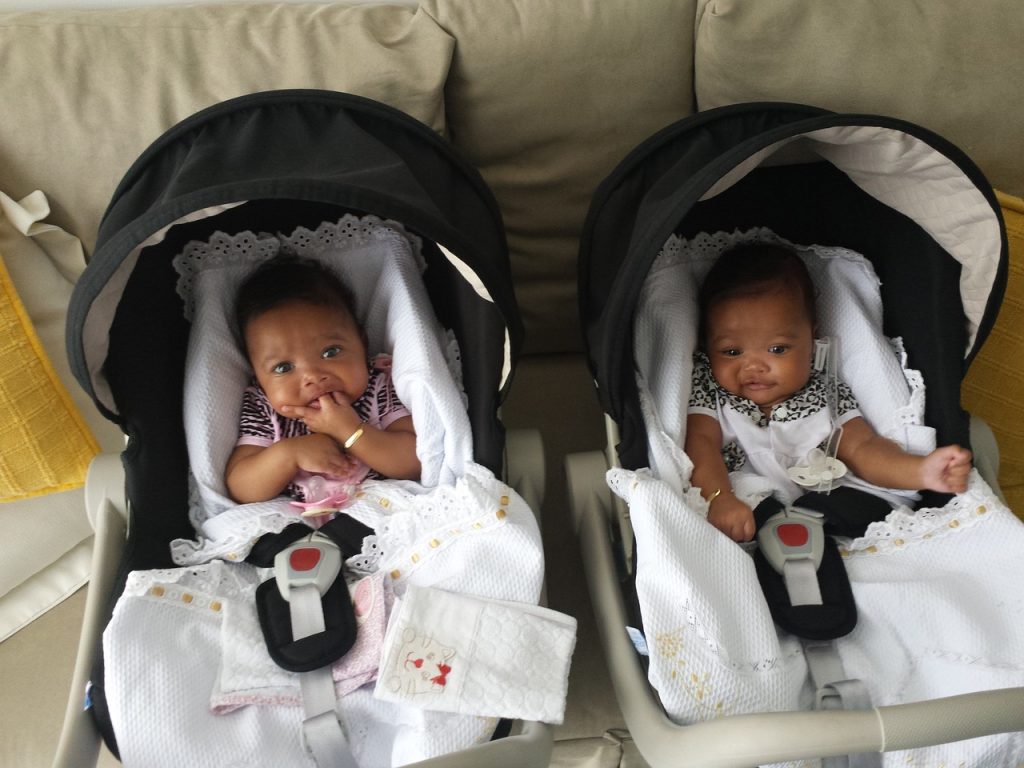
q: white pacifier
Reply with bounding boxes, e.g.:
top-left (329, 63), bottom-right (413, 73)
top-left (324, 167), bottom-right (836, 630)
top-left (788, 447), bottom-right (847, 490)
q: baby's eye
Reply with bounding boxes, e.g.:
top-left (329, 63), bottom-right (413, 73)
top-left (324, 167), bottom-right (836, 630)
top-left (720, 348), bottom-right (741, 357)
top-left (272, 361), bottom-right (293, 375)
top-left (768, 345), bottom-right (789, 355)
top-left (322, 346), bottom-right (342, 359)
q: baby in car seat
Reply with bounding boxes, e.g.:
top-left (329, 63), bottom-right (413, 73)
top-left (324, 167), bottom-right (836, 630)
top-left (684, 241), bottom-right (972, 543)
top-left (225, 253), bottom-right (420, 514)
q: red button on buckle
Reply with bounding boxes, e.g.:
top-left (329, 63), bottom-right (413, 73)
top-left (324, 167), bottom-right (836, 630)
top-left (290, 547), bottom-right (322, 572)
top-left (777, 523), bottom-right (809, 547)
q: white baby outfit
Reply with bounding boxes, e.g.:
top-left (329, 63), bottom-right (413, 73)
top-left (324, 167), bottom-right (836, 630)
top-left (688, 351), bottom-right (861, 504)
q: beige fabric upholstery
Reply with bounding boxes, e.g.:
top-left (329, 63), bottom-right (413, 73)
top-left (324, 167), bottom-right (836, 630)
top-left (0, 2), bottom-right (454, 254)
top-left (694, 0), bottom-right (1024, 197)
top-left (424, 0), bottom-right (699, 354)
top-left (0, 191), bottom-right (122, 641)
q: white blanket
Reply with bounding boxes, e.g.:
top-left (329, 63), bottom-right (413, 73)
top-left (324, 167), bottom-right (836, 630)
top-left (105, 467), bottom-right (546, 767)
top-left (102, 216), bottom-right (549, 767)
top-left (622, 230), bottom-right (1024, 766)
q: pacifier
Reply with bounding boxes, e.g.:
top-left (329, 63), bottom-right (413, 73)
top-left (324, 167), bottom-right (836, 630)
top-left (289, 474), bottom-right (356, 517)
top-left (787, 447), bottom-right (847, 490)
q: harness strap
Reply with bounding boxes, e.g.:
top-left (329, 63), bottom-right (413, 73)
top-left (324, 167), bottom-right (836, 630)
top-left (299, 664), bottom-right (357, 768)
top-left (278, 538), bottom-right (358, 768)
top-left (782, 558), bottom-right (823, 606)
top-left (805, 642), bottom-right (882, 768)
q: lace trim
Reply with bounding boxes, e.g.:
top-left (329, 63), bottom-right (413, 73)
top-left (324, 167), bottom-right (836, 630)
top-left (170, 495), bottom-right (298, 566)
top-left (346, 534), bottom-right (382, 578)
top-left (656, 227), bottom-right (785, 269)
top-left (171, 213), bottom-right (425, 321)
top-left (839, 472), bottom-right (1000, 558)
top-left (352, 474), bottom-right (513, 584)
top-left (889, 336), bottom-right (927, 427)
top-left (278, 215), bottom-right (425, 271)
top-left (123, 560), bottom-right (259, 609)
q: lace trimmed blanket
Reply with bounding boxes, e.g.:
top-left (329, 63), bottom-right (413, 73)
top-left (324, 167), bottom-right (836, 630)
top-left (104, 466), bottom-right (546, 767)
top-left (621, 230), bottom-right (1024, 766)
top-left (101, 216), bottom-right (548, 766)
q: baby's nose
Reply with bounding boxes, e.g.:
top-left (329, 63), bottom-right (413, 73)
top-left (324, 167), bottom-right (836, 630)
top-left (302, 366), bottom-right (330, 384)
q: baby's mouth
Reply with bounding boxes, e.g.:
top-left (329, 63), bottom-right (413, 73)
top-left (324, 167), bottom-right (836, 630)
top-left (306, 391), bottom-right (334, 409)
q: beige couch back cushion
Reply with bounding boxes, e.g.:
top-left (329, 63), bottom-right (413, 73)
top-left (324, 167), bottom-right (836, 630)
top-left (424, 0), bottom-right (699, 354)
top-left (695, 0), bottom-right (1024, 198)
top-left (0, 3), bottom-right (454, 255)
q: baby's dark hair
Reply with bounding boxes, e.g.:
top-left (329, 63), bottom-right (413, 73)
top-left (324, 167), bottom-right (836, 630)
top-left (234, 252), bottom-right (359, 352)
top-left (698, 241), bottom-right (817, 348)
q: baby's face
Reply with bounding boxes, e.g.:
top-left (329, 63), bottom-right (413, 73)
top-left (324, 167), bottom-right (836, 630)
top-left (244, 300), bottom-right (369, 415)
top-left (704, 284), bottom-right (814, 413)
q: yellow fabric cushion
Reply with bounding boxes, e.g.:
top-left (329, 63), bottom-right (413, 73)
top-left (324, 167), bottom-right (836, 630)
top-left (0, 250), bottom-right (98, 502)
top-left (962, 191), bottom-right (1024, 517)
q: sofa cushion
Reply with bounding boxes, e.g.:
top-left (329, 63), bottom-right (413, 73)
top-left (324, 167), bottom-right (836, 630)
top-left (424, 0), bottom-right (698, 354)
top-left (694, 0), bottom-right (1024, 198)
top-left (0, 2), bottom-right (454, 255)
top-left (963, 191), bottom-right (1024, 518)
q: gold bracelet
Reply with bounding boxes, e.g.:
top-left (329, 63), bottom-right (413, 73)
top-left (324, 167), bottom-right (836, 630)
top-left (343, 427), bottom-right (365, 450)
top-left (705, 488), bottom-right (722, 505)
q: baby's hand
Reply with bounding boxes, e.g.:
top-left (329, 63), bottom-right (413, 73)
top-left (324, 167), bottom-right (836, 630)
top-left (284, 392), bottom-right (361, 442)
top-left (289, 433), bottom-right (356, 477)
top-left (708, 493), bottom-right (756, 542)
top-left (919, 444), bottom-right (972, 494)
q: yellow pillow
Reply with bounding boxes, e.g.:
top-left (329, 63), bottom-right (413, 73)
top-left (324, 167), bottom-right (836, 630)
top-left (0, 250), bottom-right (98, 501)
top-left (962, 191), bottom-right (1024, 518)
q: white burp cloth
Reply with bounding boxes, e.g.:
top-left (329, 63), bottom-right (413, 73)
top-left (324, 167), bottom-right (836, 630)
top-left (374, 584), bottom-right (577, 724)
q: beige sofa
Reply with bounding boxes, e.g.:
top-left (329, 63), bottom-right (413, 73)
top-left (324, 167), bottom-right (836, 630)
top-left (1, 1), bottom-right (1022, 766)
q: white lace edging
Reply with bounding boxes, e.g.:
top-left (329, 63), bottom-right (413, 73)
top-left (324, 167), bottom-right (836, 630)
top-left (122, 559), bottom-right (260, 607)
top-left (656, 227), bottom-right (873, 272)
top-left (171, 213), bottom-right (425, 321)
top-left (279, 215), bottom-right (425, 271)
top-left (888, 336), bottom-right (927, 428)
top-left (840, 470), bottom-right (1003, 558)
top-left (656, 227), bottom-right (783, 270)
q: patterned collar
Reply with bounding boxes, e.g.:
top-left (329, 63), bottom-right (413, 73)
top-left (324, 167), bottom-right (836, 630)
top-left (695, 352), bottom-right (832, 428)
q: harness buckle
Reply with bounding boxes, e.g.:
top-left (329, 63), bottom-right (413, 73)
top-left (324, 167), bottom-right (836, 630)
top-left (757, 507), bottom-right (827, 606)
top-left (274, 533), bottom-right (342, 602)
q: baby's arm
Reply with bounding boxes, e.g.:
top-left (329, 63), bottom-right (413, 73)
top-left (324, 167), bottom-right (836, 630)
top-left (685, 413), bottom-right (756, 542)
top-left (225, 433), bottom-right (354, 504)
top-left (283, 393), bottom-right (421, 481)
top-left (837, 417), bottom-right (972, 494)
